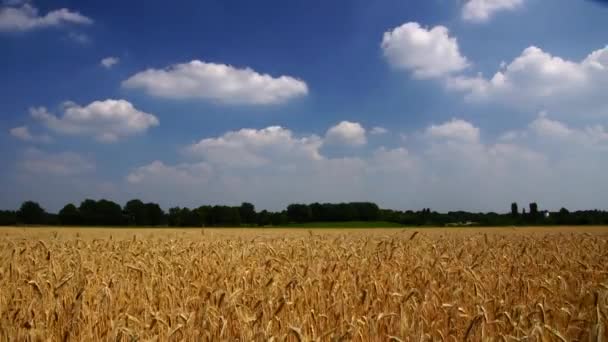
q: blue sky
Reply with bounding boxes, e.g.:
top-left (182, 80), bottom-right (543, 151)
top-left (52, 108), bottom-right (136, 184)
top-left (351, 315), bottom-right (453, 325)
top-left (2, 0), bottom-right (608, 212)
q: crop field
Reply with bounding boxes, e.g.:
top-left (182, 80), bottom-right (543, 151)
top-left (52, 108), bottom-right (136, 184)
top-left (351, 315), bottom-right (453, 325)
top-left (0, 227), bottom-right (607, 341)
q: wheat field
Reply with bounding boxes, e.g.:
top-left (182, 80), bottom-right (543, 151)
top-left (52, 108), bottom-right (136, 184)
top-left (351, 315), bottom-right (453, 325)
top-left (0, 227), bottom-right (607, 341)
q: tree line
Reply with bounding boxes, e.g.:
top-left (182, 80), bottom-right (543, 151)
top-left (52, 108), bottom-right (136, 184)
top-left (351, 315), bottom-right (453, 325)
top-left (1, 199), bottom-right (608, 227)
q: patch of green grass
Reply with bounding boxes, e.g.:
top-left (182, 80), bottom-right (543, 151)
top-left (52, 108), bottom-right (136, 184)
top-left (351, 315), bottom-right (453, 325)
top-left (285, 221), bottom-right (403, 228)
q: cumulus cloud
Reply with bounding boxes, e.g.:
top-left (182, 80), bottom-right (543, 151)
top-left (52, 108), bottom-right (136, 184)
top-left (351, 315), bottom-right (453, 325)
top-left (127, 160), bottom-right (213, 185)
top-left (381, 22), bottom-right (469, 79)
top-left (447, 45), bottom-right (608, 115)
top-left (9, 125), bottom-right (52, 143)
top-left (100, 56), bottom-right (119, 69)
top-left (325, 121), bottom-right (367, 146)
top-left (186, 126), bottom-right (323, 167)
top-left (31, 99), bottom-right (159, 142)
top-left (120, 115), bottom-right (608, 211)
top-left (426, 118), bottom-right (480, 143)
top-left (122, 60), bottom-right (308, 105)
top-left (0, 3), bottom-right (92, 32)
top-left (18, 148), bottom-right (94, 176)
top-left (462, 0), bottom-right (524, 23)
top-left (507, 112), bottom-right (608, 150)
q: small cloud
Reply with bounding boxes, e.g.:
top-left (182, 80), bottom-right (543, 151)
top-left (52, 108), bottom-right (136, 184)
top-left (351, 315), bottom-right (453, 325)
top-left (325, 121), bottom-right (367, 146)
top-left (462, 0), bottom-right (524, 23)
top-left (30, 99), bottom-right (159, 143)
top-left (370, 126), bottom-right (388, 135)
top-left (100, 56), bottom-right (119, 69)
top-left (382, 22), bottom-right (469, 79)
top-left (426, 118), bottom-right (480, 143)
top-left (0, 3), bottom-right (92, 32)
top-left (9, 125), bottom-right (52, 143)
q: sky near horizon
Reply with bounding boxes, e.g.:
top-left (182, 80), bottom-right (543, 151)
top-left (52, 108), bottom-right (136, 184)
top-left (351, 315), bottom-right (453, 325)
top-left (1, 0), bottom-right (608, 213)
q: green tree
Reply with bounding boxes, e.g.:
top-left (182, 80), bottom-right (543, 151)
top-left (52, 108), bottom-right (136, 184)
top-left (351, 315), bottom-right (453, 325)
top-left (168, 207), bottom-right (181, 226)
top-left (287, 204), bottom-right (311, 223)
top-left (145, 202), bottom-right (164, 226)
top-left (257, 210), bottom-right (271, 226)
top-left (529, 203), bottom-right (538, 216)
top-left (58, 203), bottom-right (80, 225)
top-left (239, 202), bottom-right (256, 225)
top-left (0, 210), bottom-right (17, 226)
top-left (17, 201), bottom-right (46, 224)
top-left (79, 199), bottom-right (99, 225)
top-left (124, 199), bottom-right (147, 225)
top-left (96, 199), bottom-right (124, 225)
top-left (511, 202), bottom-right (518, 217)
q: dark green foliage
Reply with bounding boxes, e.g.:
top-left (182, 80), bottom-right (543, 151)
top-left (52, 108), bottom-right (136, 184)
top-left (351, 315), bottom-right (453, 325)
top-left (123, 200), bottom-right (165, 226)
top-left (287, 204), bottom-right (311, 223)
top-left (239, 202), bottom-right (256, 225)
top-left (145, 203), bottom-right (165, 226)
top-left (256, 210), bottom-right (272, 226)
top-left (17, 201), bottom-right (46, 224)
top-left (511, 202), bottom-right (518, 217)
top-left (58, 203), bottom-right (80, 225)
top-left (78, 199), bottom-right (124, 226)
top-left (124, 199), bottom-right (146, 225)
top-left (0, 210), bottom-right (17, 225)
top-left (3, 199), bottom-right (608, 227)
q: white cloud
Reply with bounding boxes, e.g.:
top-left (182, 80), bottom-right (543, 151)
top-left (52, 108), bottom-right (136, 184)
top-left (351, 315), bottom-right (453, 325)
top-left (381, 22), bottom-right (469, 79)
top-left (100, 56), bottom-right (119, 69)
top-left (18, 148), bottom-right (94, 176)
top-left (325, 121), bottom-right (367, 146)
top-left (9, 125), bottom-right (52, 143)
top-left (370, 126), bottom-right (388, 135)
top-left (121, 116), bottom-right (608, 211)
top-left (447, 45), bottom-right (608, 116)
top-left (529, 113), bottom-right (572, 139)
top-left (127, 160), bottom-right (212, 185)
top-left (186, 126), bottom-right (323, 168)
top-left (0, 3), bottom-right (92, 32)
top-left (122, 60), bottom-right (308, 105)
top-left (426, 118), bottom-right (480, 143)
top-left (31, 99), bottom-right (159, 143)
top-left (462, 0), bottom-right (524, 23)
top-left (515, 113), bottom-right (608, 149)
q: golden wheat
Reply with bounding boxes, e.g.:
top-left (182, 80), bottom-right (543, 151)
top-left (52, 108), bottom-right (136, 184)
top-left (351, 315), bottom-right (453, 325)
top-left (0, 227), bottom-right (607, 341)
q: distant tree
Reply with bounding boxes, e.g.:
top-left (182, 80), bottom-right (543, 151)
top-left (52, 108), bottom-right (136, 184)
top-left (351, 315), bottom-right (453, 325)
top-left (210, 206), bottom-right (240, 226)
top-left (168, 207), bottom-right (181, 226)
top-left (145, 202), bottom-right (164, 226)
top-left (0, 210), bottom-right (17, 226)
top-left (239, 202), bottom-right (256, 225)
top-left (58, 203), bottom-right (80, 225)
top-left (354, 202), bottom-right (380, 221)
top-left (79, 199), bottom-right (99, 225)
top-left (79, 199), bottom-right (123, 226)
top-left (124, 199), bottom-right (147, 225)
top-left (257, 210), bottom-right (272, 226)
top-left (96, 199), bottom-right (124, 225)
top-left (554, 207), bottom-right (570, 225)
top-left (17, 201), bottom-right (46, 225)
top-left (271, 211), bottom-right (288, 226)
top-left (511, 202), bottom-right (518, 217)
top-left (287, 204), bottom-right (311, 223)
top-left (196, 206), bottom-right (212, 226)
top-left (529, 203), bottom-right (538, 216)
